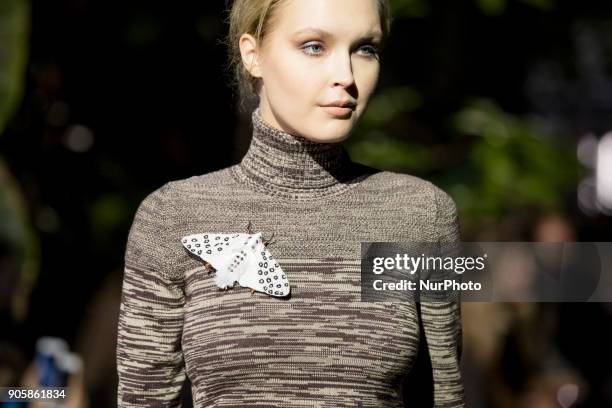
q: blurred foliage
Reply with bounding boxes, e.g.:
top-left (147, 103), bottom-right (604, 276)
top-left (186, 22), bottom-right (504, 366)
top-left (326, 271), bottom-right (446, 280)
top-left (445, 98), bottom-right (584, 217)
top-left (349, 89), bottom-right (584, 227)
top-left (0, 0), bottom-right (35, 322)
top-left (0, 157), bottom-right (40, 322)
top-left (348, 86), bottom-right (434, 170)
top-left (361, 86), bottom-right (422, 126)
top-left (0, 0), bottom-right (29, 134)
top-left (350, 1), bottom-right (577, 230)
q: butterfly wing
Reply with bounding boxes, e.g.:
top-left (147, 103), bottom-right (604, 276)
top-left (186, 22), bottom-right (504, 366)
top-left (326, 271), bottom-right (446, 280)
top-left (182, 232), bottom-right (290, 296)
top-left (181, 233), bottom-right (251, 289)
top-left (237, 236), bottom-right (290, 297)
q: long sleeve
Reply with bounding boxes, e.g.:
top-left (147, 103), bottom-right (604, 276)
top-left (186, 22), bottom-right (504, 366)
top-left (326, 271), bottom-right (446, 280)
top-left (116, 182), bottom-right (187, 407)
top-left (419, 186), bottom-right (466, 407)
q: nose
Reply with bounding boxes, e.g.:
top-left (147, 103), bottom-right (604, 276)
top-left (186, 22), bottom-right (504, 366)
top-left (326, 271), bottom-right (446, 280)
top-left (330, 51), bottom-right (355, 88)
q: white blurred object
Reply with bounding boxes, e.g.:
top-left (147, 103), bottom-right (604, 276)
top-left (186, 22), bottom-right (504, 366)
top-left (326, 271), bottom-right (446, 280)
top-left (577, 177), bottom-right (598, 215)
top-left (557, 382), bottom-right (580, 408)
top-left (36, 336), bottom-right (69, 356)
top-left (56, 352), bottom-right (84, 375)
top-left (63, 124), bottom-right (94, 152)
top-left (577, 133), bottom-right (598, 168)
top-left (596, 132), bottom-right (612, 213)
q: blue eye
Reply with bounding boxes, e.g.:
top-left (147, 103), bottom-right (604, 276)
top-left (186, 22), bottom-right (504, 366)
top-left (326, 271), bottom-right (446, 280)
top-left (301, 42), bottom-right (324, 56)
top-left (358, 45), bottom-right (379, 58)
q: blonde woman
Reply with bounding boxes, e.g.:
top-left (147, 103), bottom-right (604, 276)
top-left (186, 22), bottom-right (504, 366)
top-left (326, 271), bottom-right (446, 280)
top-left (116, 0), bottom-right (466, 406)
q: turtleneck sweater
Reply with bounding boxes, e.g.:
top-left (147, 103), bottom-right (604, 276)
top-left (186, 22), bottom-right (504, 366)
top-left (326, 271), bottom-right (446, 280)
top-left (116, 108), bottom-right (466, 407)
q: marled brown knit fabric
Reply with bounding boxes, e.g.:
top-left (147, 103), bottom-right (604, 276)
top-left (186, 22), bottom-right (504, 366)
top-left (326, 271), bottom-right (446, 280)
top-left (116, 108), bottom-right (466, 407)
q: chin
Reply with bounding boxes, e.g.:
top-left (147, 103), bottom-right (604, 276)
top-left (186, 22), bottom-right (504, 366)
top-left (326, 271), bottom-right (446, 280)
top-left (316, 121), bottom-right (353, 143)
top-left (317, 135), bottom-right (347, 143)
top-left (302, 126), bottom-right (349, 143)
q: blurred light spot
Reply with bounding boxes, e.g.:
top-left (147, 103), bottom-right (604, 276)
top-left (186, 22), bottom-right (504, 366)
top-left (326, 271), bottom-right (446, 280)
top-left (64, 124), bottom-right (94, 152)
top-left (576, 132), bottom-right (598, 168)
top-left (577, 177), bottom-right (598, 216)
top-left (46, 100), bottom-right (70, 127)
top-left (56, 352), bottom-right (83, 375)
top-left (557, 383), bottom-right (579, 408)
top-left (455, 108), bottom-right (488, 134)
top-left (596, 131), bottom-right (612, 211)
top-left (36, 206), bottom-right (60, 233)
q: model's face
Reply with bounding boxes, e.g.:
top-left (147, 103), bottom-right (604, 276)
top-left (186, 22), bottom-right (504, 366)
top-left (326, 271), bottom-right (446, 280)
top-left (241, 0), bottom-right (383, 143)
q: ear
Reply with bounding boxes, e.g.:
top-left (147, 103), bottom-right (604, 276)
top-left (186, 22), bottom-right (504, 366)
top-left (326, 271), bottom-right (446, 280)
top-left (239, 33), bottom-right (263, 78)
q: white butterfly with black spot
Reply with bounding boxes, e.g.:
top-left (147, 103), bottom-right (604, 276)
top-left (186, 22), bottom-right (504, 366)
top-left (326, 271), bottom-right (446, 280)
top-left (181, 232), bottom-right (290, 297)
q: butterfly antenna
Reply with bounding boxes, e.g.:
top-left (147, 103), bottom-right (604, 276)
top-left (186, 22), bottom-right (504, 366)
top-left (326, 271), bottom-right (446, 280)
top-left (263, 232), bottom-right (276, 247)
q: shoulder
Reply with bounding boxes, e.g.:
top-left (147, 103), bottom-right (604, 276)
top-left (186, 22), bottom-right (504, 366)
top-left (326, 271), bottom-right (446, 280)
top-left (166, 166), bottom-right (236, 194)
top-left (363, 169), bottom-right (457, 212)
top-left (368, 170), bottom-right (434, 191)
top-left (137, 166), bottom-right (237, 209)
top-left (361, 169), bottom-right (459, 239)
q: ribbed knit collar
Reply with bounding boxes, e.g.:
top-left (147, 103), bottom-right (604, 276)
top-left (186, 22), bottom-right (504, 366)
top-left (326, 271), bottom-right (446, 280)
top-left (231, 107), bottom-right (367, 200)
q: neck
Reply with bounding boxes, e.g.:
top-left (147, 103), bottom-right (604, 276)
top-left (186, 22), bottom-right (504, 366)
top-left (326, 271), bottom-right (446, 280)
top-left (231, 107), bottom-right (366, 200)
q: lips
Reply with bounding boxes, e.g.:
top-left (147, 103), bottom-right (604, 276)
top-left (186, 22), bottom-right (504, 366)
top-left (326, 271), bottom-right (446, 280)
top-left (320, 105), bottom-right (354, 117)
top-left (322, 100), bottom-right (356, 109)
top-left (319, 99), bottom-right (356, 117)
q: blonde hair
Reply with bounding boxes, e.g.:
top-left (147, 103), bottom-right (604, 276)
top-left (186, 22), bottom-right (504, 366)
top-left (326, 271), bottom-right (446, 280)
top-left (224, 0), bottom-right (392, 112)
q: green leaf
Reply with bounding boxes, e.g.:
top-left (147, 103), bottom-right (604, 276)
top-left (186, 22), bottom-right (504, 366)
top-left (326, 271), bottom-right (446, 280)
top-left (0, 0), bottom-right (30, 135)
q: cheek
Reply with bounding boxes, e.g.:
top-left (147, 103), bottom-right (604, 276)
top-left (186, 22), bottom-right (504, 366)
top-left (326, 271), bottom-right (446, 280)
top-left (354, 62), bottom-right (380, 99)
top-left (265, 53), bottom-right (320, 103)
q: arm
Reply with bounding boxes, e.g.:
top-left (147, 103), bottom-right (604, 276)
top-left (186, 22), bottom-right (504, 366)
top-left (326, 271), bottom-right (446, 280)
top-left (419, 186), bottom-right (466, 407)
top-left (116, 182), bottom-right (186, 407)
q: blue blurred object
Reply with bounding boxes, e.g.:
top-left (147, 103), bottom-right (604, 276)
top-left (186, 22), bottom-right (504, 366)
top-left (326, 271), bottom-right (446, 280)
top-left (55, 351), bottom-right (83, 388)
top-left (34, 337), bottom-right (68, 387)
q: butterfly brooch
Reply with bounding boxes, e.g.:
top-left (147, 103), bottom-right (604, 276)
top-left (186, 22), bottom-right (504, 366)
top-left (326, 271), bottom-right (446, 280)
top-left (181, 221), bottom-right (290, 297)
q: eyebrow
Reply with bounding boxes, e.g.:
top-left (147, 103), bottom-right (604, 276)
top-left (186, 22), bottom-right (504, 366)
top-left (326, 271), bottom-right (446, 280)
top-left (292, 27), bottom-right (383, 42)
